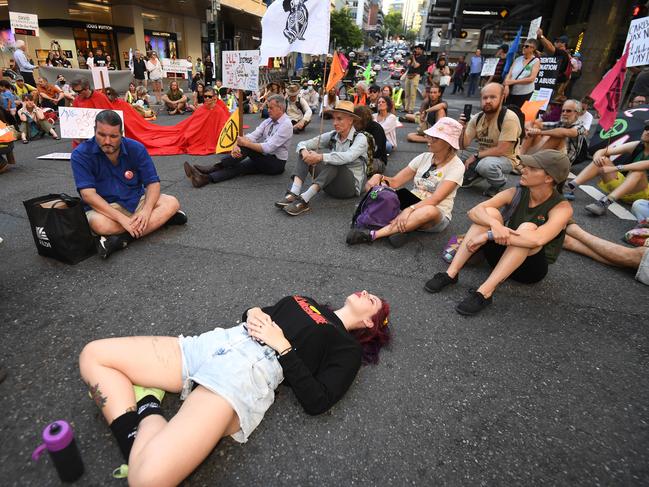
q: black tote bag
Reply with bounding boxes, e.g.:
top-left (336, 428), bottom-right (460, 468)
top-left (23, 193), bottom-right (97, 264)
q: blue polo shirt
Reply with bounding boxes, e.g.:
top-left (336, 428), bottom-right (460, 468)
top-left (71, 136), bottom-right (160, 213)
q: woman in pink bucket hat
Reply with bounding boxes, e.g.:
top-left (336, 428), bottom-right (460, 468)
top-left (347, 117), bottom-right (465, 247)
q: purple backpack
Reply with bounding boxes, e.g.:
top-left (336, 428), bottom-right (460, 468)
top-left (352, 185), bottom-right (401, 230)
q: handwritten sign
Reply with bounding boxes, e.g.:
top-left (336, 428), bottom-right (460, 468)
top-left (527, 16), bottom-right (542, 41)
top-left (9, 11), bottom-right (39, 36)
top-left (91, 67), bottom-right (110, 89)
top-left (162, 59), bottom-right (190, 77)
top-left (59, 107), bottom-right (124, 139)
top-left (222, 50), bottom-right (260, 91)
top-left (625, 17), bottom-right (649, 67)
top-left (529, 88), bottom-right (554, 111)
top-left (481, 58), bottom-right (499, 77)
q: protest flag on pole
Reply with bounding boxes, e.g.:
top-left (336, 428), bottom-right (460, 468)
top-left (259, 0), bottom-right (330, 64)
top-left (503, 26), bottom-right (522, 77)
top-left (338, 52), bottom-right (349, 71)
top-left (216, 109), bottom-right (241, 154)
top-left (325, 51), bottom-right (345, 92)
top-left (590, 45), bottom-right (630, 131)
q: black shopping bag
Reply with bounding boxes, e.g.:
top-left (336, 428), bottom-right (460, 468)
top-left (23, 193), bottom-right (97, 264)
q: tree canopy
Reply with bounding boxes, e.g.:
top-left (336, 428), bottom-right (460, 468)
top-left (331, 9), bottom-right (364, 50)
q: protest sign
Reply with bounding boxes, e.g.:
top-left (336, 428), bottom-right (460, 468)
top-left (527, 17), bottom-right (542, 40)
top-left (481, 58), bottom-right (499, 77)
top-left (37, 153), bottom-right (72, 160)
top-left (534, 56), bottom-right (559, 95)
top-left (162, 59), bottom-right (190, 78)
top-left (625, 16), bottom-right (649, 67)
top-left (91, 67), bottom-right (110, 89)
top-left (222, 50), bottom-right (261, 91)
top-left (529, 88), bottom-right (554, 111)
top-left (9, 11), bottom-right (39, 36)
top-left (59, 107), bottom-right (124, 139)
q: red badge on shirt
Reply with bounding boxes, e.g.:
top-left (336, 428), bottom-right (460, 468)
top-left (124, 170), bottom-right (134, 180)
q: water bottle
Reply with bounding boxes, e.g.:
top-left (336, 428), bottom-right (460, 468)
top-left (32, 420), bottom-right (84, 482)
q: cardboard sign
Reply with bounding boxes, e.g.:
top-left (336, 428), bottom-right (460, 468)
top-left (9, 11), bottom-right (39, 36)
top-left (91, 67), bottom-right (110, 89)
top-left (162, 59), bottom-right (190, 77)
top-left (534, 56), bottom-right (559, 93)
top-left (481, 58), bottom-right (499, 77)
top-left (529, 88), bottom-right (554, 111)
top-left (625, 16), bottom-right (649, 67)
top-left (37, 152), bottom-right (72, 160)
top-left (527, 16), bottom-right (542, 41)
top-left (222, 50), bottom-right (261, 91)
top-left (59, 107), bottom-right (124, 139)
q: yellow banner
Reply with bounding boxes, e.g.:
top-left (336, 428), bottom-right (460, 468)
top-left (216, 110), bottom-right (241, 154)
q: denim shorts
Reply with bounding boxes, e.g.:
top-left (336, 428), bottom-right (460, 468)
top-left (178, 324), bottom-right (284, 443)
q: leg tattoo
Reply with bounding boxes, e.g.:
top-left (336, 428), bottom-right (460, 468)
top-left (88, 382), bottom-right (108, 409)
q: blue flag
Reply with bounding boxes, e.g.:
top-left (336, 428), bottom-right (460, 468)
top-left (503, 27), bottom-right (522, 78)
top-left (295, 52), bottom-right (303, 71)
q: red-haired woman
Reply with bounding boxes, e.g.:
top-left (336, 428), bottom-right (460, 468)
top-left (79, 291), bottom-right (390, 485)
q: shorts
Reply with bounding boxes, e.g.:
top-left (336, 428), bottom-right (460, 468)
top-left (418, 215), bottom-right (451, 233)
top-left (482, 240), bottom-right (548, 284)
top-left (178, 324), bottom-right (284, 443)
top-left (85, 195), bottom-right (146, 221)
top-left (598, 172), bottom-right (649, 203)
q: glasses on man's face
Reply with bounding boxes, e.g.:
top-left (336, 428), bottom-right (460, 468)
top-left (72, 88), bottom-right (85, 94)
top-left (561, 109), bottom-right (575, 113)
top-left (204, 95), bottom-right (214, 99)
top-left (523, 45), bottom-right (534, 49)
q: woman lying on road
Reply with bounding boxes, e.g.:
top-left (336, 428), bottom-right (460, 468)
top-left (424, 150), bottom-right (573, 316)
top-left (346, 117), bottom-right (465, 248)
top-left (79, 292), bottom-right (390, 486)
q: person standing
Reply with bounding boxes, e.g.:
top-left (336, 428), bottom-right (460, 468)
top-left (132, 50), bottom-right (147, 87)
top-left (204, 55), bottom-right (214, 86)
top-left (403, 44), bottom-right (427, 114)
top-left (467, 49), bottom-right (483, 98)
top-left (452, 55), bottom-right (467, 94)
top-left (146, 52), bottom-right (164, 104)
top-left (487, 44), bottom-right (509, 84)
top-left (185, 56), bottom-right (194, 91)
top-left (503, 39), bottom-right (541, 107)
top-left (13, 40), bottom-right (37, 87)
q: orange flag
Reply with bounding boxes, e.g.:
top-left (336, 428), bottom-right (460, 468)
top-left (325, 51), bottom-right (344, 92)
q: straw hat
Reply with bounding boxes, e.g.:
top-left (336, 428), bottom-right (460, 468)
top-left (331, 100), bottom-right (360, 119)
top-left (287, 84), bottom-right (300, 96)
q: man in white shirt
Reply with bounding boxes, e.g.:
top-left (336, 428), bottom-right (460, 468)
top-left (285, 84), bottom-right (312, 133)
top-left (13, 40), bottom-right (37, 87)
top-left (300, 80), bottom-right (320, 114)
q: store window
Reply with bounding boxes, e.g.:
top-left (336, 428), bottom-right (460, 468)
top-left (73, 26), bottom-right (119, 69)
top-left (144, 31), bottom-right (178, 60)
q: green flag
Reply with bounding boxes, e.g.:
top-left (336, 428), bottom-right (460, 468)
top-left (363, 64), bottom-right (372, 83)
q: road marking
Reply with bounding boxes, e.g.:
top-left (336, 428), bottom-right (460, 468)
top-left (568, 171), bottom-right (637, 220)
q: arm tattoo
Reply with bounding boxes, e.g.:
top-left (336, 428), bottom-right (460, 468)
top-left (88, 382), bottom-right (108, 409)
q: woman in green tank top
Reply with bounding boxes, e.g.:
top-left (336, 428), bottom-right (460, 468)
top-left (424, 150), bottom-right (573, 316)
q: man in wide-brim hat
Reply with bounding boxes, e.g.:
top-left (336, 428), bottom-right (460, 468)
top-left (275, 100), bottom-right (369, 216)
top-left (286, 83), bottom-right (312, 134)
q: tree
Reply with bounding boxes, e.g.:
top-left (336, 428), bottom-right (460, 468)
top-left (383, 12), bottom-right (404, 38)
top-left (404, 29), bottom-right (418, 43)
top-left (331, 9), bottom-right (364, 50)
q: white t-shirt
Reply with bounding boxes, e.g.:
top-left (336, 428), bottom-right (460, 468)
top-left (407, 153), bottom-right (465, 220)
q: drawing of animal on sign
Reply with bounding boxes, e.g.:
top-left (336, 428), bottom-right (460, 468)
top-left (59, 107), bottom-right (124, 139)
top-left (222, 50), bottom-right (261, 92)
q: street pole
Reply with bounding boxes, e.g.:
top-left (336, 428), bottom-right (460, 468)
top-left (212, 0), bottom-right (221, 80)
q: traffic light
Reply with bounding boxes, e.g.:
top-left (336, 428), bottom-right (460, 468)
top-left (452, 24), bottom-right (468, 39)
top-left (499, 8), bottom-right (509, 19)
top-left (633, 2), bottom-right (648, 18)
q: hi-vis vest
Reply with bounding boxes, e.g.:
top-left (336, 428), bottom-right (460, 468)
top-left (392, 88), bottom-right (403, 109)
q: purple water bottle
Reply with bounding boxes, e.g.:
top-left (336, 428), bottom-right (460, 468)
top-left (32, 420), bottom-right (84, 482)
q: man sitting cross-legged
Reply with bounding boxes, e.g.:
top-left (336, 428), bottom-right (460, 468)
top-left (564, 125), bottom-right (649, 216)
top-left (71, 110), bottom-right (187, 259)
top-left (275, 100), bottom-right (368, 216)
top-left (184, 93), bottom-right (292, 187)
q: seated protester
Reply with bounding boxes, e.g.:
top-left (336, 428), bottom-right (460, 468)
top-left (36, 77), bottom-right (65, 110)
top-left (381, 85), bottom-right (393, 98)
top-left (391, 81), bottom-right (404, 111)
top-left (124, 82), bottom-right (137, 105)
top-left (565, 127), bottom-right (649, 216)
top-left (563, 223), bottom-right (649, 286)
top-left (190, 72), bottom-right (203, 93)
top-left (520, 99), bottom-right (588, 166)
top-left (0, 80), bottom-right (18, 125)
top-left (404, 85), bottom-right (447, 143)
top-left (13, 76), bottom-right (37, 107)
top-left (373, 96), bottom-right (398, 153)
top-left (275, 100), bottom-right (368, 216)
top-left (55, 75), bottom-right (75, 106)
top-left (78, 291), bottom-right (390, 486)
top-left (353, 81), bottom-right (369, 106)
top-left (578, 96), bottom-right (594, 134)
top-left (320, 88), bottom-right (339, 119)
top-left (424, 150), bottom-right (573, 316)
top-left (215, 80), bottom-right (228, 100)
top-left (629, 94), bottom-right (647, 109)
top-left (17, 94), bottom-right (59, 143)
top-left (188, 82), bottom-right (206, 111)
top-left (347, 118), bottom-right (465, 248)
top-left (285, 84), bottom-right (312, 134)
top-left (161, 80), bottom-right (187, 115)
top-left (71, 110), bottom-right (186, 259)
top-left (71, 77), bottom-right (111, 109)
top-left (132, 86), bottom-right (154, 119)
top-left (183, 93), bottom-right (291, 187)
top-left (0, 108), bottom-right (16, 173)
top-left (338, 80), bottom-right (353, 101)
top-left (259, 82), bottom-right (282, 119)
top-left (460, 82), bottom-right (523, 197)
top-left (300, 80), bottom-right (320, 114)
top-left (367, 84), bottom-right (381, 113)
top-left (354, 105), bottom-right (387, 175)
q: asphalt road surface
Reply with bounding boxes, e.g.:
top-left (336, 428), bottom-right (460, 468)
top-left (1, 82), bottom-right (647, 486)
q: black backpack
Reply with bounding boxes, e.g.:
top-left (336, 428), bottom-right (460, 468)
top-left (476, 106), bottom-right (526, 146)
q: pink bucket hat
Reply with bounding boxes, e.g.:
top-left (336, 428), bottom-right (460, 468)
top-left (423, 117), bottom-right (463, 150)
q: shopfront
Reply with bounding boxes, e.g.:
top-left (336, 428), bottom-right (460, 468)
top-left (144, 30), bottom-right (178, 60)
top-left (74, 23), bottom-right (119, 69)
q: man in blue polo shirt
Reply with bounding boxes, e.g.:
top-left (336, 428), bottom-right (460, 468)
top-left (71, 110), bottom-right (187, 259)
